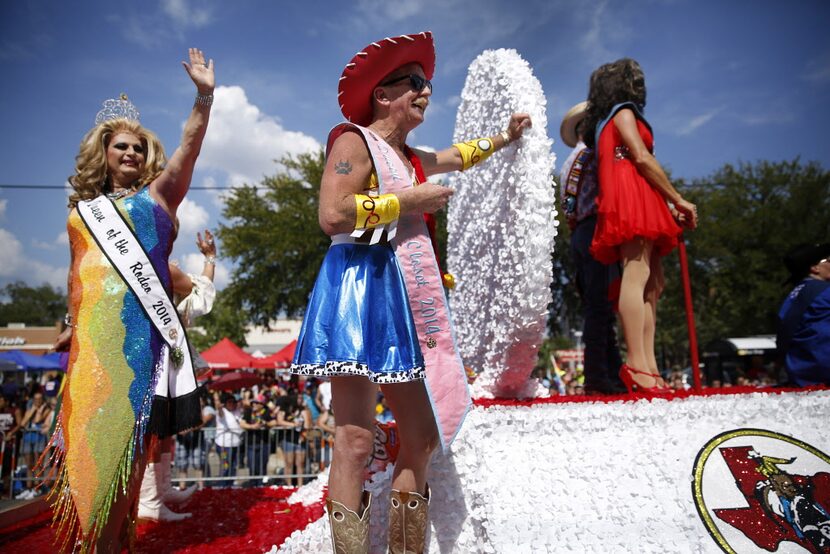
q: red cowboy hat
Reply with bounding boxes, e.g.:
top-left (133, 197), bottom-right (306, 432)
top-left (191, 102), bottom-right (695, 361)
top-left (338, 32), bottom-right (435, 127)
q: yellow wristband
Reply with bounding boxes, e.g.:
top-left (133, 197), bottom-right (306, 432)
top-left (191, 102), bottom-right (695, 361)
top-left (355, 193), bottom-right (400, 230)
top-left (454, 137), bottom-right (496, 171)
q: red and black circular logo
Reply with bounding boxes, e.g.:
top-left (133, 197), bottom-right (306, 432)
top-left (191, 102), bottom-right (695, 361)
top-left (693, 428), bottom-right (830, 553)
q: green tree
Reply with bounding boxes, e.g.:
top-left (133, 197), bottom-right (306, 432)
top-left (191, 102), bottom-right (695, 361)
top-left (0, 281), bottom-right (66, 326)
top-left (535, 334), bottom-right (575, 371)
top-left (657, 159), bottom-right (830, 366)
top-left (217, 152), bottom-right (330, 325)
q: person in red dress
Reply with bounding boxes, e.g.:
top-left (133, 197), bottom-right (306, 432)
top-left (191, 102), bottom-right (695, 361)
top-left (583, 58), bottom-right (698, 394)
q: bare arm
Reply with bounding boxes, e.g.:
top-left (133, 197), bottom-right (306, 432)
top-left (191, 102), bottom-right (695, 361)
top-left (274, 408), bottom-right (300, 429)
top-left (40, 408), bottom-right (54, 433)
top-left (414, 112), bottom-right (532, 176)
top-left (318, 131), bottom-right (454, 236)
top-left (7, 408), bottom-right (23, 438)
top-left (614, 109), bottom-right (698, 229)
top-left (238, 416), bottom-right (259, 430)
top-left (53, 244), bottom-right (76, 352)
top-left (301, 408), bottom-right (312, 431)
top-left (19, 406), bottom-right (36, 428)
top-left (169, 264), bottom-right (194, 298)
top-left (150, 48), bottom-right (215, 217)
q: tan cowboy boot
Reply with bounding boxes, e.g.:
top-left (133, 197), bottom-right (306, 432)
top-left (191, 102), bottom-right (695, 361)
top-left (326, 491), bottom-right (371, 554)
top-left (388, 485), bottom-right (430, 554)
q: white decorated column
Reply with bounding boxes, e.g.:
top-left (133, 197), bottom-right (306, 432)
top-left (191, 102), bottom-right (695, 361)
top-left (448, 48), bottom-right (558, 398)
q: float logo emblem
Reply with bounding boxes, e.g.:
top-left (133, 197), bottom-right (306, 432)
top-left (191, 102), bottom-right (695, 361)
top-left (692, 428), bottom-right (830, 553)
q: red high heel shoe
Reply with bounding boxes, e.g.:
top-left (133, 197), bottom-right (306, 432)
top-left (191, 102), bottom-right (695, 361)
top-left (619, 364), bottom-right (672, 397)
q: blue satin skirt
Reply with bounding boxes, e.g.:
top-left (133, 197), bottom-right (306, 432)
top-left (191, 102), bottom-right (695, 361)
top-left (292, 243), bottom-right (425, 383)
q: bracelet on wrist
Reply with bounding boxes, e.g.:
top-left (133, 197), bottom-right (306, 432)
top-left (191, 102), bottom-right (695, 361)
top-left (205, 256), bottom-right (216, 265)
top-left (500, 130), bottom-right (512, 145)
top-left (64, 313), bottom-right (76, 328)
top-left (195, 93), bottom-right (214, 107)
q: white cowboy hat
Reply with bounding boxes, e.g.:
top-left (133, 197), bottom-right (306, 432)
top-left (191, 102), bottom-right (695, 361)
top-left (560, 101), bottom-right (588, 148)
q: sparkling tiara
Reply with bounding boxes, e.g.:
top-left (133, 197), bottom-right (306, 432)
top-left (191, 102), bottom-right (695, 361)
top-left (95, 93), bottom-right (140, 124)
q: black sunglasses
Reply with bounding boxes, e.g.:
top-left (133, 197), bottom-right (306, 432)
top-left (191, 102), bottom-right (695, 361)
top-left (380, 73), bottom-right (433, 93)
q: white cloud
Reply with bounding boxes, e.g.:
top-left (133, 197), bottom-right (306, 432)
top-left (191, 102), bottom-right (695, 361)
top-left (676, 108), bottom-right (720, 136)
top-left (579, 0), bottom-right (614, 63)
top-left (0, 228), bottom-right (67, 289)
top-left (197, 86), bottom-right (321, 188)
top-left (176, 197), bottom-right (210, 238)
top-left (347, 0), bottom-right (532, 76)
top-left (199, 176), bottom-right (231, 209)
top-left (0, 199), bottom-right (6, 219)
top-left (355, 0), bottom-right (426, 22)
top-left (31, 239), bottom-right (55, 251)
top-left (574, 0), bottom-right (634, 65)
top-left (162, 0), bottom-right (213, 28)
top-left (0, 34), bottom-right (52, 62)
top-left (180, 252), bottom-right (230, 290)
top-left (0, 229), bottom-right (24, 274)
top-left (803, 52), bottom-right (830, 82)
top-left (738, 112), bottom-right (796, 126)
top-left (120, 15), bottom-right (172, 48)
top-left (117, 0), bottom-right (214, 49)
top-left (56, 231), bottom-right (69, 246)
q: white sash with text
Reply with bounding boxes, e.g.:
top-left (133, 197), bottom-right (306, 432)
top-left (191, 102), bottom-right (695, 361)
top-left (77, 195), bottom-right (196, 399)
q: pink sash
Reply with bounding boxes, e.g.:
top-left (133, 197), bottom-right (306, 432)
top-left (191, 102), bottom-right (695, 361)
top-left (327, 123), bottom-right (471, 449)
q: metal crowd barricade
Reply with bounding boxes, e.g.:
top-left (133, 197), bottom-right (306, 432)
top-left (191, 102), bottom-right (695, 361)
top-left (5, 426), bottom-right (43, 499)
top-left (166, 425), bottom-right (329, 488)
top-left (5, 425), bottom-right (333, 498)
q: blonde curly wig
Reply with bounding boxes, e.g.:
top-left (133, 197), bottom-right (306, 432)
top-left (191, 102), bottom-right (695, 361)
top-left (68, 118), bottom-right (166, 208)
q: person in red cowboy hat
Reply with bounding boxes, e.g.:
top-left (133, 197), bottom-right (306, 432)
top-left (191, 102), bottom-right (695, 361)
top-left (290, 31), bottom-right (531, 553)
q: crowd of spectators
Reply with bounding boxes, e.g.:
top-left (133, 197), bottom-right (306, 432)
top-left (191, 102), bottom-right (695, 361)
top-left (532, 354), bottom-right (787, 396)
top-left (0, 372), bottom-right (399, 497)
top-left (0, 350), bottom-right (803, 497)
top-left (0, 373), bottom-right (61, 497)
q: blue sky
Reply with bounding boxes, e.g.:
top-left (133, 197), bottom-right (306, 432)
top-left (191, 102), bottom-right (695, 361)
top-left (1, 0), bottom-right (828, 293)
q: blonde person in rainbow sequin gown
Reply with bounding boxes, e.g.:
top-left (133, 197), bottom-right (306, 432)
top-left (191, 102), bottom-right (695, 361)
top-left (47, 48), bottom-right (214, 552)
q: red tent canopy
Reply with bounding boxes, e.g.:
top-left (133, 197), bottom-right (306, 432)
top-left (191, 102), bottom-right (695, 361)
top-left (208, 370), bottom-right (264, 391)
top-left (250, 339), bottom-right (297, 370)
top-left (200, 337), bottom-right (255, 370)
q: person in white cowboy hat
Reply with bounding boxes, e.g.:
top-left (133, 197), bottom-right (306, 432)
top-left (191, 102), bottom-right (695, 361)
top-left (290, 31), bottom-right (531, 553)
top-left (559, 101), bottom-right (626, 396)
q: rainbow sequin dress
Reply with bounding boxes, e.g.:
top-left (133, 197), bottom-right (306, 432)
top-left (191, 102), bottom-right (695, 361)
top-left (48, 187), bottom-right (176, 550)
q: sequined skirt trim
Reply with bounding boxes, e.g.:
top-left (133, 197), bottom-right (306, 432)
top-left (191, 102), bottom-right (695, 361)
top-left (292, 361), bottom-right (426, 383)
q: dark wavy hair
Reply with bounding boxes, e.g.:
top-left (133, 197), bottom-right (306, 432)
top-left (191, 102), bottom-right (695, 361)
top-left (583, 58), bottom-right (647, 149)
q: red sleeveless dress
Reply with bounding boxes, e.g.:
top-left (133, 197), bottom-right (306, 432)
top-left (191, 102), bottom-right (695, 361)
top-left (590, 111), bottom-right (681, 264)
